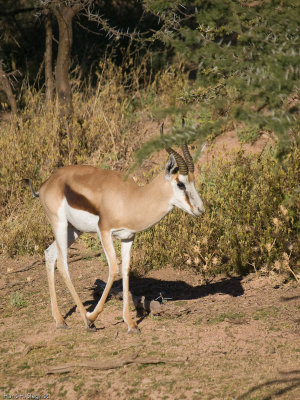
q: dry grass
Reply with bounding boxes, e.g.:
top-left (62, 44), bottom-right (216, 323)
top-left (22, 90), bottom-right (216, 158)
top-left (0, 62), bottom-right (186, 256)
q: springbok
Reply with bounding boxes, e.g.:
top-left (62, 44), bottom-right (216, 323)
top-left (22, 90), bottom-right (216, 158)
top-left (25, 123), bottom-right (205, 332)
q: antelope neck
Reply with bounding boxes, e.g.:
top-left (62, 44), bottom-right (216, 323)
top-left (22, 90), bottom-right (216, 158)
top-left (125, 173), bottom-right (174, 231)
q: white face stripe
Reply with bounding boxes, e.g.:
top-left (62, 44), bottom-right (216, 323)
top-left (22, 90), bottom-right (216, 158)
top-left (170, 175), bottom-right (205, 216)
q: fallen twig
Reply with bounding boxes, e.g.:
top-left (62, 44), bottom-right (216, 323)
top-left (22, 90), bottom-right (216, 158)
top-left (47, 356), bottom-right (186, 374)
top-left (5, 260), bottom-right (42, 274)
top-left (0, 281), bottom-right (24, 290)
top-left (4, 251), bottom-right (101, 276)
top-left (23, 344), bottom-right (47, 355)
top-left (23, 341), bottom-right (70, 355)
top-left (69, 251), bottom-right (101, 264)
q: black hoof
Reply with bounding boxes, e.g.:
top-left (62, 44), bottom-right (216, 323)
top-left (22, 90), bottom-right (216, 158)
top-left (86, 323), bottom-right (97, 332)
top-left (56, 321), bottom-right (68, 329)
top-left (128, 326), bottom-right (140, 334)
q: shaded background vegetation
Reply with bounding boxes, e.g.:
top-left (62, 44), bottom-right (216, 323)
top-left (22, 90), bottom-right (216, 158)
top-left (0, 0), bottom-right (299, 279)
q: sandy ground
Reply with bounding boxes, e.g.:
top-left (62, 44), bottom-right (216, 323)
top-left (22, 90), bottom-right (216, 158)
top-left (0, 245), bottom-right (299, 400)
top-left (1, 129), bottom-right (299, 399)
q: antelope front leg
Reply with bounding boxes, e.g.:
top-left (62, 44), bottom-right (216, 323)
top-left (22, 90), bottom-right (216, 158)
top-left (86, 229), bottom-right (118, 323)
top-left (121, 238), bottom-right (139, 332)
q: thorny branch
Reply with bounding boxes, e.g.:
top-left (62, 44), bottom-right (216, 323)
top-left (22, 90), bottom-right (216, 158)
top-left (83, 3), bottom-right (197, 44)
top-left (84, 7), bottom-right (144, 41)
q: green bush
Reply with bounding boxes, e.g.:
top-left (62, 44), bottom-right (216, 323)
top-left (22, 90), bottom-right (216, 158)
top-left (132, 145), bottom-right (299, 278)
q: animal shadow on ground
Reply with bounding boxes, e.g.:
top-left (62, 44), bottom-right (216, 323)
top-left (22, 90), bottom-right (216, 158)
top-left (237, 370), bottom-right (300, 400)
top-left (64, 276), bottom-right (244, 320)
top-left (128, 275), bottom-right (244, 299)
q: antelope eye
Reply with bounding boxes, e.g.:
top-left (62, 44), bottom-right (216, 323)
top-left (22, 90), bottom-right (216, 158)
top-left (177, 182), bottom-right (186, 190)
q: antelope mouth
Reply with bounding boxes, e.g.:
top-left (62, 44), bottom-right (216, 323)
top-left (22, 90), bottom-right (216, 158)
top-left (192, 207), bottom-right (205, 217)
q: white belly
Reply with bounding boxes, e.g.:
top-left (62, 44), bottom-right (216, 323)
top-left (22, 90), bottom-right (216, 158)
top-left (111, 228), bottom-right (135, 240)
top-left (63, 200), bottom-right (99, 233)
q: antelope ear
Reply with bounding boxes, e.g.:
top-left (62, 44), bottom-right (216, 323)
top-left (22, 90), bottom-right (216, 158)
top-left (165, 154), bottom-right (178, 180)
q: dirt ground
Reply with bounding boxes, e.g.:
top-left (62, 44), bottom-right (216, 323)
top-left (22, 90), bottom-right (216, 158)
top-left (1, 130), bottom-right (299, 399)
top-left (0, 242), bottom-right (299, 400)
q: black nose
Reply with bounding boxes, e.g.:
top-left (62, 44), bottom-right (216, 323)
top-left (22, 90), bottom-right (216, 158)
top-left (198, 207), bottom-right (205, 214)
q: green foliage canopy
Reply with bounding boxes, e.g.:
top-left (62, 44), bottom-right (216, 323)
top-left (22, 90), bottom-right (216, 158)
top-left (139, 0), bottom-right (299, 160)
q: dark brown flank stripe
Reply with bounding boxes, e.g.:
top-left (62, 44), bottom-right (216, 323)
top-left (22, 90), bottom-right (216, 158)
top-left (64, 184), bottom-right (98, 215)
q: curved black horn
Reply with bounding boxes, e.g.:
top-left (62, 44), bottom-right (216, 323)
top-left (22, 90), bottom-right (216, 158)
top-left (160, 123), bottom-right (188, 175)
top-left (181, 118), bottom-right (194, 173)
top-left (181, 144), bottom-right (194, 173)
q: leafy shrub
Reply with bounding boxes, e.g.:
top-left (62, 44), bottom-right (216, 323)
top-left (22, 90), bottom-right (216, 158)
top-left (132, 145), bottom-right (299, 279)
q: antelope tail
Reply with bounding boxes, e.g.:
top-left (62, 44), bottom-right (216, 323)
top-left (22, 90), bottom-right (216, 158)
top-left (23, 178), bottom-right (39, 198)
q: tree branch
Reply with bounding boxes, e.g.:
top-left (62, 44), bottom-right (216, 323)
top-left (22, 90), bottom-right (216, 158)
top-left (0, 8), bottom-right (42, 17)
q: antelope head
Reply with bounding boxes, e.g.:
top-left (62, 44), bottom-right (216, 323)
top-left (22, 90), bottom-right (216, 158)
top-left (161, 121), bottom-right (205, 217)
